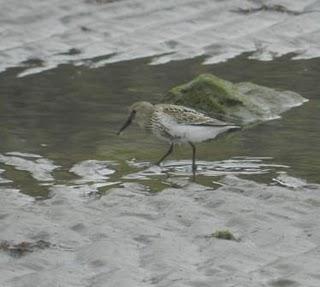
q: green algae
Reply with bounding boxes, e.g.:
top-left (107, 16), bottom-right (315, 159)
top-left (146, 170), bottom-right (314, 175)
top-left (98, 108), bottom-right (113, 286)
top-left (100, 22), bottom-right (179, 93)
top-left (211, 229), bottom-right (237, 241)
top-left (165, 74), bottom-right (243, 115)
top-left (165, 73), bottom-right (308, 125)
top-left (0, 240), bottom-right (50, 257)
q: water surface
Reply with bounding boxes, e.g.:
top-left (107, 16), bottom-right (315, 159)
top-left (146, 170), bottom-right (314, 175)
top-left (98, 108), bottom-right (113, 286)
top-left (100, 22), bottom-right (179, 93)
top-left (0, 54), bottom-right (320, 196)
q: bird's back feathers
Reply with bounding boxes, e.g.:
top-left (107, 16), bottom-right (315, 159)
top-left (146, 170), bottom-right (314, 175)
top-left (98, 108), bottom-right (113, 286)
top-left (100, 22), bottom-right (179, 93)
top-left (155, 104), bottom-right (234, 127)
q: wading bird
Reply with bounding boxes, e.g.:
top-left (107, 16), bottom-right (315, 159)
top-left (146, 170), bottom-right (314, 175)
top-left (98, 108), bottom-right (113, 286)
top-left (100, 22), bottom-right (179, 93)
top-left (118, 101), bottom-right (240, 177)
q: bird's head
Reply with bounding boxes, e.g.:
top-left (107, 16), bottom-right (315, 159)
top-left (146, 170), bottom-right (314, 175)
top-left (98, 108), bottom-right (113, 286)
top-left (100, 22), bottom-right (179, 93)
top-left (117, 101), bottom-right (154, 135)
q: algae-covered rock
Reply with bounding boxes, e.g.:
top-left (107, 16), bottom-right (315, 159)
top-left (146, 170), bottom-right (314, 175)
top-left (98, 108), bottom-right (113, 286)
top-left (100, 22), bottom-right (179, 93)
top-left (165, 74), bottom-right (308, 125)
top-left (211, 230), bottom-right (237, 241)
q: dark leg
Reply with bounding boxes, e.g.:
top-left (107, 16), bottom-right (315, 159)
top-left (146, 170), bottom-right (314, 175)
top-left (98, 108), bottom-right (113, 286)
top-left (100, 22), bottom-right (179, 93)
top-left (189, 142), bottom-right (197, 177)
top-left (156, 143), bottom-right (174, 165)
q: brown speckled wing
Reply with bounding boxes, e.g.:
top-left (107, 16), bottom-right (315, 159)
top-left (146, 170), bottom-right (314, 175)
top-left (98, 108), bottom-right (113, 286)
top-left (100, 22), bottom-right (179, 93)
top-left (158, 104), bottom-right (230, 126)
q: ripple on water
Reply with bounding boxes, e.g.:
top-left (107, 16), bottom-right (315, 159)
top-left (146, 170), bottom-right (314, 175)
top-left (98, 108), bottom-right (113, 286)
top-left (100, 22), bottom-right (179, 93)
top-left (67, 160), bottom-right (120, 196)
top-left (272, 172), bottom-right (308, 189)
top-left (123, 157), bottom-right (289, 180)
top-left (70, 160), bottom-right (117, 183)
top-left (0, 152), bottom-right (59, 182)
top-left (0, 154), bottom-right (292, 197)
top-left (0, 168), bottom-right (12, 184)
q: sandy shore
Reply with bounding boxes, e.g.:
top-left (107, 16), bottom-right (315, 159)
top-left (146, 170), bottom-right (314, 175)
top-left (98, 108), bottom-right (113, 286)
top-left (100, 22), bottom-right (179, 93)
top-left (1, 0), bottom-right (320, 76)
top-left (1, 154), bottom-right (320, 286)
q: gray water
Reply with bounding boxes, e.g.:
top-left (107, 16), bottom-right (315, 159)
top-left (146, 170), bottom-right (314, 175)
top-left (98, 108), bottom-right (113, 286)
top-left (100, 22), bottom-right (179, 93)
top-left (1, 0), bottom-right (320, 198)
top-left (0, 54), bottom-right (320, 197)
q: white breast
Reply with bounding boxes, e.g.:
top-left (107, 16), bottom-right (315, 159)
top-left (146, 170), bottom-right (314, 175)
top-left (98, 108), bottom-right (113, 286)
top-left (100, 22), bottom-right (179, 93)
top-left (169, 124), bottom-right (238, 143)
top-left (154, 112), bottom-right (238, 143)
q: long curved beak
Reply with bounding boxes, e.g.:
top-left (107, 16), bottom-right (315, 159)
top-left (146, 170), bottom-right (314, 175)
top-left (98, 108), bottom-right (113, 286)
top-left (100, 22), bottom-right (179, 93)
top-left (117, 111), bottom-right (135, 135)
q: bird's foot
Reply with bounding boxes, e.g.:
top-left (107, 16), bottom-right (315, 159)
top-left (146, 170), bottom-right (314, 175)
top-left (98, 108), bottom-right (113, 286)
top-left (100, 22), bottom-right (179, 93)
top-left (191, 164), bottom-right (197, 181)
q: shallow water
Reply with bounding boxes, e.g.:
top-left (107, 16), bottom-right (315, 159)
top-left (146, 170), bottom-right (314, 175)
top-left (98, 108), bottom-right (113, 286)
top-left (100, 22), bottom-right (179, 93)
top-left (0, 54), bottom-right (320, 197)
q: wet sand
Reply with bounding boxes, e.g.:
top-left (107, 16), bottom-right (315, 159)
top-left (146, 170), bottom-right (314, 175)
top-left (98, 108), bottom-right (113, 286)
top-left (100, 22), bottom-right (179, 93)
top-left (1, 0), bottom-right (320, 76)
top-left (1, 153), bottom-right (320, 286)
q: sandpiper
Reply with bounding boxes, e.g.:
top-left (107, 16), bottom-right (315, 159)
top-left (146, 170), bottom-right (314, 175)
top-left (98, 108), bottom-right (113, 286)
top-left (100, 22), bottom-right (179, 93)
top-left (117, 101), bottom-right (240, 176)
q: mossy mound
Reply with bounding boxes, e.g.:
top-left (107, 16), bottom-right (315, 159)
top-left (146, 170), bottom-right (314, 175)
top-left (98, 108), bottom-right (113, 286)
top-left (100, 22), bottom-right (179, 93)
top-left (166, 74), bottom-right (243, 115)
top-left (165, 74), bottom-right (308, 125)
top-left (211, 230), bottom-right (237, 241)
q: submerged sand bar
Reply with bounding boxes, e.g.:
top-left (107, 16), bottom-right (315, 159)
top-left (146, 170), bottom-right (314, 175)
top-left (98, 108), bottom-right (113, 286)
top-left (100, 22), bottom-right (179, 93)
top-left (1, 0), bottom-right (320, 76)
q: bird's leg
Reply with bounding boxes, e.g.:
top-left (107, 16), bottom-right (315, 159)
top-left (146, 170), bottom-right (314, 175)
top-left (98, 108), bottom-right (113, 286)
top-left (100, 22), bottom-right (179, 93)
top-left (156, 143), bottom-right (174, 166)
top-left (189, 142), bottom-right (197, 177)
